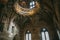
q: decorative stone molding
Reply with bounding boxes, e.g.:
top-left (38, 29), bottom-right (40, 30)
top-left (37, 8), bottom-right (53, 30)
top-left (14, 1), bottom-right (40, 16)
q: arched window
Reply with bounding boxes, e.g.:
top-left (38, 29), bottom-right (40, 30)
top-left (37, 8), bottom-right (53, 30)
top-left (30, 1), bottom-right (35, 9)
top-left (26, 30), bottom-right (31, 40)
top-left (41, 28), bottom-right (50, 40)
top-left (57, 29), bottom-right (60, 40)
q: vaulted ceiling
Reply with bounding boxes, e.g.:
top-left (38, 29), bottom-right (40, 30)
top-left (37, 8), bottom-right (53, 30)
top-left (0, 0), bottom-right (60, 30)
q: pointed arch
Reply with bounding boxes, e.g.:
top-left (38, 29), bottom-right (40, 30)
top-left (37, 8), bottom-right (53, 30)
top-left (40, 28), bottom-right (50, 40)
top-left (25, 30), bottom-right (31, 40)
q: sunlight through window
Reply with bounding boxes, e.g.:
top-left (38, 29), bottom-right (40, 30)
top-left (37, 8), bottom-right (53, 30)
top-left (41, 32), bottom-right (45, 40)
top-left (26, 31), bottom-right (31, 40)
top-left (45, 31), bottom-right (50, 40)
top-left (30, 1), bottom-right (35, 9)
top-left (41, 28), bottom-right (50, 40)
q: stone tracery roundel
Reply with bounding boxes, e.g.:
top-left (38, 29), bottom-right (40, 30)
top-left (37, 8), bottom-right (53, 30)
top-left (14, 1), bottom-right (40, 16)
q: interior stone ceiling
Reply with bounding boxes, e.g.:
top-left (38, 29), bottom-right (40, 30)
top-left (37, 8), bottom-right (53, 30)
top-left (1, 0), bottom-right (52, 22)
top-left (0, 0), bottom-right (57, 28)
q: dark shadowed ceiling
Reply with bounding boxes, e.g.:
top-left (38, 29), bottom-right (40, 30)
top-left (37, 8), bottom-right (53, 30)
top-left (0, 0), bottom-right (60, 29)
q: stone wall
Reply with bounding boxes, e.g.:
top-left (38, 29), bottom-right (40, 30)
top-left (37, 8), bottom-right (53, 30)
top-left (20, 21), bottom-right (59, 40)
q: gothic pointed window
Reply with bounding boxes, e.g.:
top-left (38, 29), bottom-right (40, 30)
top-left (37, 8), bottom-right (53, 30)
top-left (26, 30), bottom-right (31, 40)
top-left (41, 28), bottom-right (50, 40)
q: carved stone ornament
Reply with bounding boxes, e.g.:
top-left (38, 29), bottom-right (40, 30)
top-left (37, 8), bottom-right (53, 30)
top-left (14, 1), bottom-right (40, 16)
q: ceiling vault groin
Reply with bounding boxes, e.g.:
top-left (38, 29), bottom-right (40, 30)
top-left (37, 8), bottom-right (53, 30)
top-left (0, 0), bottom-right (59, 29)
